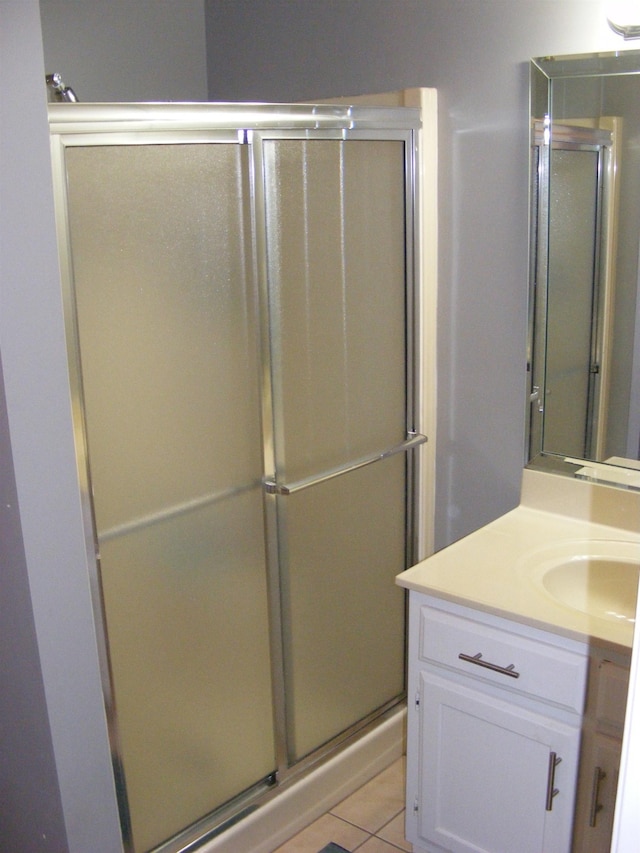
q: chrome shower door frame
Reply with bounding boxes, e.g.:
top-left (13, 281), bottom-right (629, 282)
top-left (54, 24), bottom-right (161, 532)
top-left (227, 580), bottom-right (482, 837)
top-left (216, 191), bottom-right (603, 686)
top-left (48, 102), bottom-right (422, 853)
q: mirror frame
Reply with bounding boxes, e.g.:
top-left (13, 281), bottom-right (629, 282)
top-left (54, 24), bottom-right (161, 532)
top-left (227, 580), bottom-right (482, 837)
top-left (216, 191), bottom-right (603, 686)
top-left (527, 49), bottom-right (640, 492)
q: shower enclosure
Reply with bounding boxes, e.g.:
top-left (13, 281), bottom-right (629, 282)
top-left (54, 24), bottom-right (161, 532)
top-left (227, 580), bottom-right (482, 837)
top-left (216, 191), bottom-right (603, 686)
top-left (48, 103), bottom-right (423, 853)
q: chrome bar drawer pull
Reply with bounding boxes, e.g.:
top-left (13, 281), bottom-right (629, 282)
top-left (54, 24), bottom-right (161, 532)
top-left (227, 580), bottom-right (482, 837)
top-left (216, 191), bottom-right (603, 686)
top-left (589, 766), bottom-right (606, 826)
top-left (545, 752), bottom-right (562, 811)
top-left (458, 651), bottom-right (520, 679)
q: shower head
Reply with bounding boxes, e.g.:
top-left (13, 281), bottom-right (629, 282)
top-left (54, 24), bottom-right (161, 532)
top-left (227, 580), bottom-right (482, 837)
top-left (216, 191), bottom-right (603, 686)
top-left (46, 73), bottom-right (79, 103)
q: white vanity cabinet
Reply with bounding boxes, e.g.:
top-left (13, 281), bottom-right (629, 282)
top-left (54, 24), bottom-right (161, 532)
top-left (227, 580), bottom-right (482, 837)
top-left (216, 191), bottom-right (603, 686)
top-left (405, 592), bottom-right (589, 853)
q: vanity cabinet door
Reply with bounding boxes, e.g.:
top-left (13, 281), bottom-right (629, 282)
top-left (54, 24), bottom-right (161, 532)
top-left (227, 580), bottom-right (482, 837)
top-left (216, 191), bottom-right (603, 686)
top-left (572, 655), bottom-right (628, 853)
top-left (572, 732), bottom-right (620, 853)
top-left (410, 670), bottom-right (581, 853)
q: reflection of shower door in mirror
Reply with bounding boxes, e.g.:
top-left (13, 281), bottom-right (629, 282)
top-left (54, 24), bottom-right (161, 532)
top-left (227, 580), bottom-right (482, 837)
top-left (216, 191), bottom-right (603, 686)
top-left (547, 145), bottom-right (603, 457)
top-left (531, 124), bottom-right (614, 461)
top-left (52, 106), bottom-right (420, 853)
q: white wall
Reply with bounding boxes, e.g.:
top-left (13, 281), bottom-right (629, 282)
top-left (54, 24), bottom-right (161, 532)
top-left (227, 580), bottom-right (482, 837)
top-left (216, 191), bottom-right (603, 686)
top-left (204, 0), bottom-right (625, 547)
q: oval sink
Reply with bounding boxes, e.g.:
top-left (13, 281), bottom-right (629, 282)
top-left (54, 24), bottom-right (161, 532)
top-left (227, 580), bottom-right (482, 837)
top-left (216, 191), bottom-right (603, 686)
top-left (542, 556), bottom-right (639, 623)
top-left (521, 540), bottom-right (640, 623)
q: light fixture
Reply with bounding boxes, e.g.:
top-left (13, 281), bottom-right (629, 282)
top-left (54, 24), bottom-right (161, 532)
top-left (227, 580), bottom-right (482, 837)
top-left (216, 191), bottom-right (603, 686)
top-left (607, 1), bottom-right (640, 38)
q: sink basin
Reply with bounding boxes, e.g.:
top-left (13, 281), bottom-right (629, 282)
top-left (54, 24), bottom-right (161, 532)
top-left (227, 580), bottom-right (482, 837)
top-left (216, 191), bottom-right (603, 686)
top-left (543, 556), bottom-right (639, 622)
top-left (522, 540), bottom-right (640, 623)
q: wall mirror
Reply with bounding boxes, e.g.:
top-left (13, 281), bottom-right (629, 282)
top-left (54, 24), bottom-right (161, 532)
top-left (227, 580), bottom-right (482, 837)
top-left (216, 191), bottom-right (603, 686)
top-left (527, 50), bottom-right (640, 488)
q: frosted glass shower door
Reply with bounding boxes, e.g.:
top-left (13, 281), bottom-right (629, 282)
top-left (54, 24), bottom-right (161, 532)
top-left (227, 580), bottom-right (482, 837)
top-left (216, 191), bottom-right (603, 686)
top-left (262, 138), bottom-right (411, 761)
top-left (63, 142), bottom-right (275, 853)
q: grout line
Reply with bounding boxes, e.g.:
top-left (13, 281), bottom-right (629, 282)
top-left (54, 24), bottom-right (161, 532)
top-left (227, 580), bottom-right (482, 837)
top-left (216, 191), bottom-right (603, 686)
top-left (327, 806), bottom-right (405, 835)
top-left (325, 808), bottom-right (409, 852)
top-left (326, 813), bottom-right (372, 836)
top-left (377, 806), bottom-right (405, 828)
top-left (350, 833), bottom-right (409, 853)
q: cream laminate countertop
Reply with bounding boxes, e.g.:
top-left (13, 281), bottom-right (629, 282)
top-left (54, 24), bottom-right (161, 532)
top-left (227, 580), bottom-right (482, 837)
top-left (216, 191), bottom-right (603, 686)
top-left (397, 468), bottom-right (640, 651)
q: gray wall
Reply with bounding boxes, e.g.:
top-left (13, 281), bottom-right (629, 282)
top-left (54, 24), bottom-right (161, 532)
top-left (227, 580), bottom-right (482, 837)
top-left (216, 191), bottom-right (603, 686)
top-left (0, 350), bottom-right (68, 850)
top-left (39, 0), bottom-right (208, 101)
top-left (0, 2), bottom-right (635, 851)
top-left (1, 3), bottom-right (128, 851)
top-left (204, 0), bottom-right (624, 548)
top-left (34, 0), bottom-right (627, 547)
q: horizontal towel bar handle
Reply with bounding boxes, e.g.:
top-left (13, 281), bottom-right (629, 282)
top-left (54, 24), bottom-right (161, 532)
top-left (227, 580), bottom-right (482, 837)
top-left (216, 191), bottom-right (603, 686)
top-left (264, 432), bottom-right (427, 496)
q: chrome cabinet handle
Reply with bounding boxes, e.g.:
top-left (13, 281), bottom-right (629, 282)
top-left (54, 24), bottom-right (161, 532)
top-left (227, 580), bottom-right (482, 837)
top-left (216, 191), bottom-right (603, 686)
top-left (589, 766), bottom-right (606, 827)
top-left (546, 752), bottom-right (562, 811)
top-left (458, 651), bottom-right (520, 679)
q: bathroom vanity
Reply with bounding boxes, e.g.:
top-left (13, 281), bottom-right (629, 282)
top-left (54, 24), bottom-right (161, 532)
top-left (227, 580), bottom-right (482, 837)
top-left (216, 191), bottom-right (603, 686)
top-left (397, 468), bottom-right (639, 853)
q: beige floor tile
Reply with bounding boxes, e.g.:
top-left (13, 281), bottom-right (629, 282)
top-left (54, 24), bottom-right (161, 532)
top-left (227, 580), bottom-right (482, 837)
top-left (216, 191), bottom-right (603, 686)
top-left (272, 812), bottom-right (369, 853)
top-left (330, 757), bottom-right (406, 834)
top-left (376, 811), bottom-right (412, 852)
top-left (356, 836), bottom-right (408, 853)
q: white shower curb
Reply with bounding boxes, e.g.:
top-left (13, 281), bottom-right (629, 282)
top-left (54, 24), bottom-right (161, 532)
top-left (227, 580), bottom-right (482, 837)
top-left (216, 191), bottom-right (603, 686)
top-left (199, 706), bottom-right (406, 853)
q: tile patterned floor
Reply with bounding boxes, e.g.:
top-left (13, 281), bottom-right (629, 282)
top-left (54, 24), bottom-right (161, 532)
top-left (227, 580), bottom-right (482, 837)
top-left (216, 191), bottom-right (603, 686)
top-left (272, 757), bottom-right (412, 853)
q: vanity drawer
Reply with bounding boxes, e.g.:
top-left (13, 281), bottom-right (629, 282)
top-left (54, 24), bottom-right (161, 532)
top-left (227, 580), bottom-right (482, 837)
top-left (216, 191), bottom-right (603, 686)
top-left (418, 601), bottom-right (587, 713)
top-left (594, 658), bottom-right (630, 735)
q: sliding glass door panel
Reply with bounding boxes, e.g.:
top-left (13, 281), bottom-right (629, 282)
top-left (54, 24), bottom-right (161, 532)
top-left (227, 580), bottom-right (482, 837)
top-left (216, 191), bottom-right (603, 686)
top-left (67, 143), bottom-right (262, 532)
top-left (278, 454), bottom-right (407, 762)
top-left (99, 491), bottom-right (274, 852)
top-left (263, 139), bottom-right (408, 484)
top-left (261, 134), bottom-right (411, 764)
top-left (64, 142), bottom-right (275, 852)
